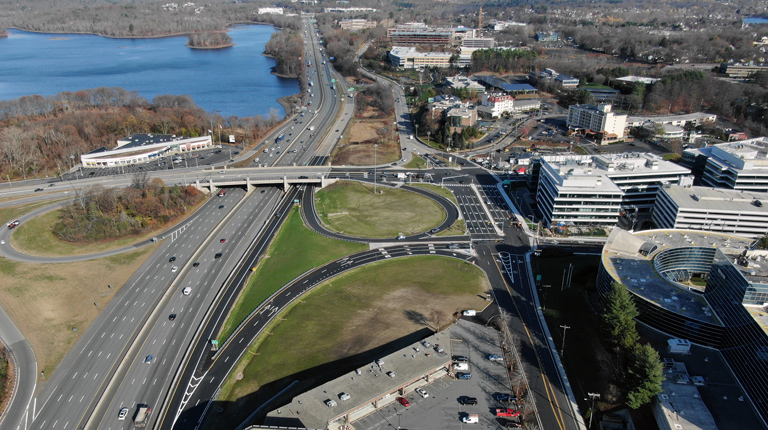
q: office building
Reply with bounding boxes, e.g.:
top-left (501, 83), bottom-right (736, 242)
top-left (444, 76), bottom-right (485, 96)
top-left (682, 138), bottom-right (768, 192)
top-left (536, 153), bottom-right (691, 226)
top-left (388, 46), bottom-right (453, 69)
top-left (387, 23), bottom-right (454, 46)
top-left (461, 37), bottom-right (494, 49)
top-left (598, 228), bottom-right (768, 425)
top-left (258, 7), bottom-right (283, 14)
top-left (567, 104), bottom-right (628, 142)
top-left (653, 185), bottom-right (768, 238)
top-left (339, 19), bottom-right (376, 30)
top-left (554, 74), bottom-right (579, 88)
top-left (626, 112), bottom-right (717, 128)
top-left (719, 62), bottom-right (768, 78)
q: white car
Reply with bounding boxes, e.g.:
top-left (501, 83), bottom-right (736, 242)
top-left (183, 287), bottom-right (192, 295)
top-left (171, 266), bottom-right (178, 273)
top-left (118, 407), bottom-right (129, 420)
top-left (415, 387), bottom-right (429, 398)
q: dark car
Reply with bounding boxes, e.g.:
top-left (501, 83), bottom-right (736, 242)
top-left (456, 372), bottom-right (472, 380)
top-left (169, 314), bottom-right (176, 321)
top-left (458, 396), bottom-right (478, 405)
top-left (214, 252), bottom-right (223, 259)
top-left (275, 212), bottom-right (281, 218)
top-left (218, 205), bottom-right (224, 209)
top-left (193, 262), bottom-right (200, 267)
top-left (169, 256), bottom-right (176, 263)
top-left (494, 393), bottom-right (516, 403)
top-left (298, 175), bottom-right (308, 179)
top-left (34, 188), bottom-right (44, 192)
top-left (453, 355), bottom-right (468, 362)
top-left (49, 183), bottom-right (56, 187)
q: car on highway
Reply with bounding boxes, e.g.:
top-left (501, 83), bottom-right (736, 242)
top-left (49, 183), bottom-right (56, 187)
top-left (458, 396), bottom-right (478, 405)
top-left (214, 252), bottom-right (223, 259)
top-left (429, 228), bottom-right (439, 234)
top-left (218, 205), bottom-right (224, 209)
top-left (118, 407), bottom-right (129, 420)
top-left (183, 287), bottom-right (192, 295)
top-left (169, 314), bottom-right (176, 321)
top-left (34, 188), bottom-right (44, 192)
top-left (415, 387), bottom-right (429, 398)
top-left (171, 266), bottom-right (178, 272)
top-left (220, 238), bottom-right (226, 243)
top-left (219, 170), bottom-right (225, 174)
top-left (396, 397), bottom-right (410, 407)
top-left (169, 256), bottom-right (176, 263)
top-left (456, 372), bottom-right (472, 380)
top-left (144, 355), bottom-right (154, 364)
top-left (193, 262), bottom-right (200, 267)
top-left (7, 220), bottom-right (20, 229)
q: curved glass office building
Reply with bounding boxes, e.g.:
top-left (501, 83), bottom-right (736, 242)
top-left (599, 229), bottom-right (768, 423)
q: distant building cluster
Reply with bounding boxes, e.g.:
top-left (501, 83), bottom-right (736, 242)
top-left (528, 68), bottom-right (578, 89)
top-left (386, 23), bottom-right (477, 46)
top-left (427, 95), bottom-right (478, 132)
top-left (535, 32), bottom-right (559, 42)
top-left (338, 19), bottom-right (376, 30)
top-left (491, 21), bottom-right (527, 31)
top-left (479, 93), bottom-right (540, 118)
top-left (682, 138), bottom-right (768, 192)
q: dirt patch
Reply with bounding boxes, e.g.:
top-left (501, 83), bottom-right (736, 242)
top-left (0, 245), bottom-right (157, 382)
top-left (331, 119), bottom-right (401, 166)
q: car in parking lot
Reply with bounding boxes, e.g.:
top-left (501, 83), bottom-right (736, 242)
top-left (488, 354), bottom-right (503, 362)
top-left (458, 396), bottom-right (477, 405)
top-left (495, 408), bottom-right (520, 417)
top-left (415, 387), bottom-right (429, 398)
top-left (453, 355), bottom-right (468, 362)
top-left (396, 397), bottom-right (410, 407)
top-left (118, 407), bottom-right (129, 420)
top-left (456, 372), bottom-right (471, 380)
top-left (494, 393), bottom-right (516, 402)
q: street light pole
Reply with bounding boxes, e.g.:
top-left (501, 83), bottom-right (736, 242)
top-left (374, 144), bottom-right (378, 194)
top-left (587, 392), bottom-right (600, 428)
top-left (560, 324), bottom-right (571, 355)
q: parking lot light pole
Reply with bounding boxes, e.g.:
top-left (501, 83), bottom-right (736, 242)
top-left (560, 324), bottom-right (571, 355)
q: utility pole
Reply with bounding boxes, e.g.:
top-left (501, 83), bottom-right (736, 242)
top-left (560, 324), bottom-right (571, 355)
top-left (586, 392), bottom-right (601, 428)
top-left (374, 144), bottom-right (378, 194)
top-left (541, 284), bottom-right (552, 310)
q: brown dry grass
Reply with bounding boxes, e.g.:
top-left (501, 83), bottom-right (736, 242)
top-left (0, 245), bottom-right (157, 380)
top-left (331, 119), bottom-right (401, 165)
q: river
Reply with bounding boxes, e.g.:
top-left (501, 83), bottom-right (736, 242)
top-left (0, 25), bottom-right (298, 118)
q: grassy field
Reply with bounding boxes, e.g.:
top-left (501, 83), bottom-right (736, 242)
top-left (410, 183), bottom-right (458, 205)
top-left (0, 200), bottom-right (63, 227)
top-left (217, 207), bottom-right (366, 342)
top-left (314, 181), bottom-right (445, 238)
top-left (211, 255), bottom-right (489, 428)
top-left (11, 197), bottom-right (208, 256)
top-left (403, 155), bottom-right (427, 169)
top-left (0, 245), bottom-right (156, 379)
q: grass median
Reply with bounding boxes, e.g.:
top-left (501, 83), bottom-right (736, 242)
top-left (315, 180), bottom-right (445, 238)
top-left (216, 207), bottom-right (366, 343)
top-left (211, 255), bottom-right (489, 428)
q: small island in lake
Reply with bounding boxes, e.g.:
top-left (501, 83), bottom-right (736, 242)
top-left (187, 31), bottom-right (233, 49)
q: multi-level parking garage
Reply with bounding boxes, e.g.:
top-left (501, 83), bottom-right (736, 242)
top-left (598, 228), bottom-right (768, 424)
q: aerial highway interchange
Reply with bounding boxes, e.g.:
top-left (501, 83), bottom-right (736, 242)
top-left (0, 15), bottom-right (583, 430)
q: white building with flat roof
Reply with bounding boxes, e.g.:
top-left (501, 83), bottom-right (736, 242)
top-left (537, 153), bottom-right (691, 226)
top-left (81, 134), bottom-right (213, 168)
top-left (258, 7), bottom-right (284, 14)
top-left (444, 75), bottom-right (485, 95)
top-left (626, 112), bottom-right (717, 128)
top-left (683, 138), bottom-right (768, 192)
top-left (388, 46), bottom-right (453, 69)
top-left (653, 185), bottom-right (768, 238)
top-left (567, 104), bottom-right (627, 142)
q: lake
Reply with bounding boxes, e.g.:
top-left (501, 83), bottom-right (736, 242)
top-left (0, 25), bottom-right (298, 118)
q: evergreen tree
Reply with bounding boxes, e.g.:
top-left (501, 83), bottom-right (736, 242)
top-left (601, 282), bottom-right (639, 351)
top-left (626, 343), bottom-right (665, 408)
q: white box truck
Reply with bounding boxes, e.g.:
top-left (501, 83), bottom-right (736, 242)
top-left (462, 414), bottom-right (479, 424)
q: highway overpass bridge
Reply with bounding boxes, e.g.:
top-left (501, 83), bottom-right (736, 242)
top-left (195, 166), bottom-right (336, 192)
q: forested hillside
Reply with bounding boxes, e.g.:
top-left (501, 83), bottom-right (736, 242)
top-left (0, 89), bottom-right (283, 180)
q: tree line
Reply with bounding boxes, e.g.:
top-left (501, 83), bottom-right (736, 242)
top-left (54, 177), bottom-right (204, 243)
top-left (469, 48), bottom-right (539, 74)
top-left (0, 88), bottom-right (284, 180)
top-left (600, 282), bottom-right (664, 409)
top-left (264, 28), bottom-right (304, 78)
top-left (354, 84), bottom-right (394, 118)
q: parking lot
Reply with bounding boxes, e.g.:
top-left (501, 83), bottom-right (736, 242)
top-left (353, 319), bottom-right (519, 430)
